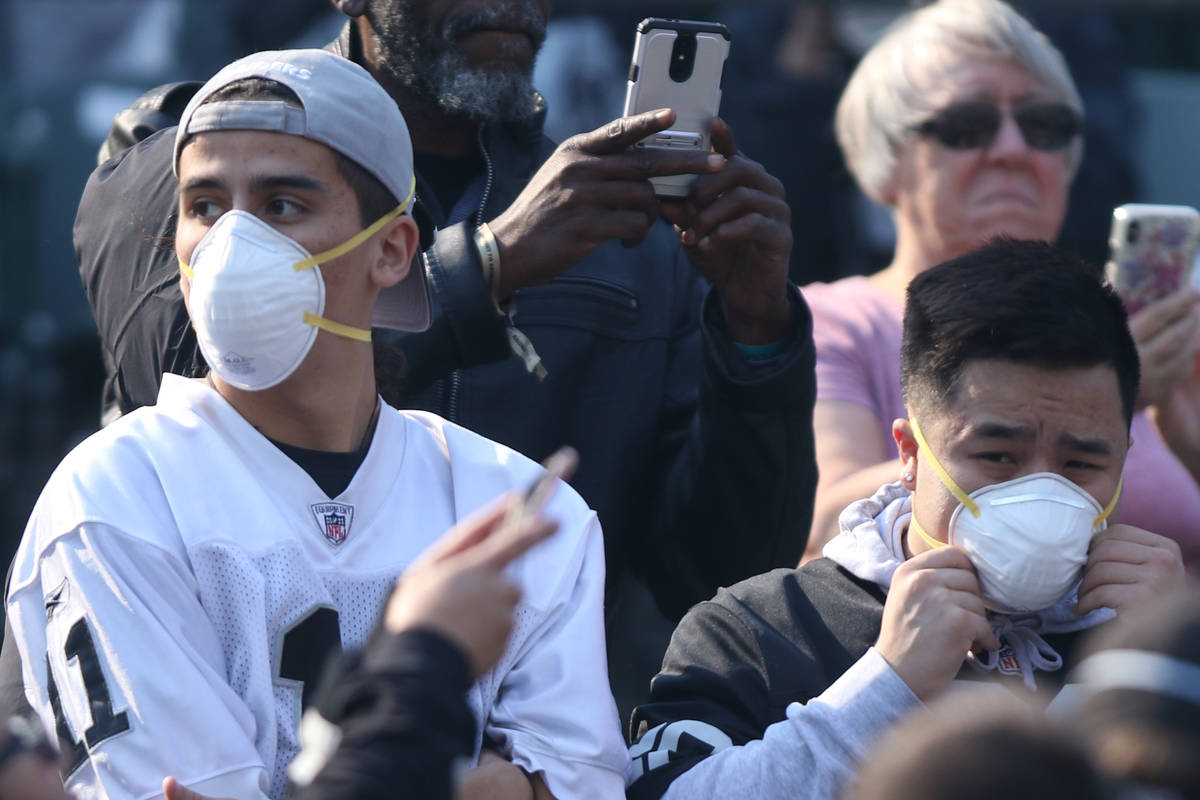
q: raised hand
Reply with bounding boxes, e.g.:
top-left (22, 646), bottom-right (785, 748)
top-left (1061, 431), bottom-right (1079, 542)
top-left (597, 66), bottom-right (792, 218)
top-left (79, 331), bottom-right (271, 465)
top-left (875, 546), bottom-right (999, 701)
top-left (383, 486), bottom-right (559, 678)
top-left (1128, 288), bottom-right (1200, 409)
top-left (486, 108), bottom-right (726, 300)
top-left (1076, 523), bottom-right (1185, 616)
top-left (659, 117), bottom-right (792, 344)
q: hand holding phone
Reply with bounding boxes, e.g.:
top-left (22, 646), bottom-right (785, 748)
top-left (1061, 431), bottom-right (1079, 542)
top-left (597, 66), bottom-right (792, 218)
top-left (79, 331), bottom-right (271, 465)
top-left (1105, 203), bottom-right (1200, 315)
top-left (383, 447), bottom-right (578, 677)
top-left (622, 18), bottom-right (731, 198)
top-left (499, 446), bottom-right (579, 537)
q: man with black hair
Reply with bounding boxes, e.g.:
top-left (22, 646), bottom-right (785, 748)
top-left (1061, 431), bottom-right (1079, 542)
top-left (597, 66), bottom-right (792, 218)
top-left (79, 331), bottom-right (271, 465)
top-left (626, 238), bottom-right (1186, 800)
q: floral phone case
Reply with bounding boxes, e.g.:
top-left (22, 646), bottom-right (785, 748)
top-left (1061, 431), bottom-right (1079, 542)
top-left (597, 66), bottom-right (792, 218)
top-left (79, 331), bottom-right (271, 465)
top-left (1105, 204), bottom-right (1200, 315)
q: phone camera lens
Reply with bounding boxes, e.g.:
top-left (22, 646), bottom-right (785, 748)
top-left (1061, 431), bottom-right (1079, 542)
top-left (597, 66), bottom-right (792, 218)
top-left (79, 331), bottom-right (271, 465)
top-left (669, 31), bottom-right (696, 82)
top-left (1127, 220), bottom-right (1140, 245)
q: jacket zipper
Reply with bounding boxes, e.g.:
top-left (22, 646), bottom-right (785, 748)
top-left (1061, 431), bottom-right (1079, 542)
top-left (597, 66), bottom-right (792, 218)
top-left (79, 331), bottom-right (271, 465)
top-left (443, 127), bottom-right (496, 423)
top-left (523, 275), bottom-right (640, 310)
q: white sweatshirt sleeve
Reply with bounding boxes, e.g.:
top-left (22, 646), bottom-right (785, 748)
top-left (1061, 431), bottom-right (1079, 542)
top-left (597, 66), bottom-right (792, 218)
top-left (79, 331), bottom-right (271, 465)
top-left (649, 648), bottom-right (920, 800)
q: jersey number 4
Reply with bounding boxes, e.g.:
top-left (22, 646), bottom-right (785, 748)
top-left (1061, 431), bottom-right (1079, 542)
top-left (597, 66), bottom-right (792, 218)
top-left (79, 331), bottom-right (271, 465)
top-left (47, 617), bottom-right (131, 777)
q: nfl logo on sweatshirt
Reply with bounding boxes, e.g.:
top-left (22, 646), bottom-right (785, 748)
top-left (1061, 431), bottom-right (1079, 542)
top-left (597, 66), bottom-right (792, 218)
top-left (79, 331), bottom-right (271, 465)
top-left (311, 502), bottom-right (354, 546)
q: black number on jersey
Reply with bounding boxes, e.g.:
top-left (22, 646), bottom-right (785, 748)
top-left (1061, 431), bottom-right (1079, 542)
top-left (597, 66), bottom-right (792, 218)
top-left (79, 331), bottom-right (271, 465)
top-left (279, 606), bottom-right (342, 711)
top-left (46, 617), bottom-right (131, 777)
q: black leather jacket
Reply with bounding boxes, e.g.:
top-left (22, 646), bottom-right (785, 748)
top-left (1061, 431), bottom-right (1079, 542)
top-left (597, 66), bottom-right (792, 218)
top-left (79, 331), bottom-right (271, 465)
top-left (74, 26), bottom-right (818, 620)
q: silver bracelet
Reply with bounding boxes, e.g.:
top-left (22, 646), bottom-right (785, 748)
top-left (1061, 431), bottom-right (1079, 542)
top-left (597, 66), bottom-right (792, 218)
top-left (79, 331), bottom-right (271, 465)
top-left (473, 222), bottom-right (502, 303)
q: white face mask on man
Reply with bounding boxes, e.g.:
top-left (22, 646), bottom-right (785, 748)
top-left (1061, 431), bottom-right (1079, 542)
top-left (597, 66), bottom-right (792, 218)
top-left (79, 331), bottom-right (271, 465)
top-left (907, 417), bottom-right (1122, 614)
top-left (179, 191), bottom-right (410, 391)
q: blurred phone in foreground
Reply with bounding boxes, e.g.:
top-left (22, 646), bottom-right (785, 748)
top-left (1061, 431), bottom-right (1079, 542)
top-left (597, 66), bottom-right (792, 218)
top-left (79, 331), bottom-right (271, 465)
top-left (622, 18), bottom-right (730, 198)
top-left (499, 447), bottom-right (579, 536)
top-left (1105, 203), bottom-right (1200, 314)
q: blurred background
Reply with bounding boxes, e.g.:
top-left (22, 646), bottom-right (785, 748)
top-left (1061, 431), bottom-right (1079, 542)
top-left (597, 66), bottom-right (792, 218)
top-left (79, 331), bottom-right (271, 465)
top-left (1, 0), bottom-right (1199, 613)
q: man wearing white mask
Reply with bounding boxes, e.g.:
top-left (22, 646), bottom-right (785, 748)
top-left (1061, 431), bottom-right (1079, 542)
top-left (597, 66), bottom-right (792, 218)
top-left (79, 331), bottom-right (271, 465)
top-left (626, 238), bottom-right (1187, 800)
top-left (6, 49), bottom-right (627, 800)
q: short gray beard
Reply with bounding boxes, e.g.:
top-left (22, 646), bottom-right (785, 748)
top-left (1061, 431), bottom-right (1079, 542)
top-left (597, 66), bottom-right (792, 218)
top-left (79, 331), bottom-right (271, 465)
top-left (369, 0), bottom-right (545, 124)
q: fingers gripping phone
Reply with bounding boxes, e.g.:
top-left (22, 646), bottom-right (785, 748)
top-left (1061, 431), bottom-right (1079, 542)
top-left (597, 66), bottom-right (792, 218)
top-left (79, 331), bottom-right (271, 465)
top-left (622, 18), bottom-right (731, 198)
top-left (1105, 204), bottom-right (1200, 314)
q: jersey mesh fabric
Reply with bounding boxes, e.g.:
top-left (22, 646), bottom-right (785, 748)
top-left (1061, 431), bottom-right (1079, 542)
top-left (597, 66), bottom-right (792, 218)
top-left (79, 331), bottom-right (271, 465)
top-left (193, 541), bottom-right (399, 798)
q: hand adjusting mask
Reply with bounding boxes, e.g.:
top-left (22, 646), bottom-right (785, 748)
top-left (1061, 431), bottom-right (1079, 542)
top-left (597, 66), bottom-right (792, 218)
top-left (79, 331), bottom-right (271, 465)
top-left (180, 178), bottom-right (414, 391)
top-left (907, 417), bottom-right (1122, 614)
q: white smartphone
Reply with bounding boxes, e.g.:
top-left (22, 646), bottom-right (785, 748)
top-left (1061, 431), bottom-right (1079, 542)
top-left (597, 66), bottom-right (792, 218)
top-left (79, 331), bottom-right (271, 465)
top-left (1105, 204), bottom-right (1200, 314)
top-left (622, 18), bottom-right (731, 198)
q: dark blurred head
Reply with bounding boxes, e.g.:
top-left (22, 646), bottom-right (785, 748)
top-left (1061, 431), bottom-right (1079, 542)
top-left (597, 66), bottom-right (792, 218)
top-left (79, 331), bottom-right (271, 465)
top-left (901, 238), bottom-right (1138, 427)
top-left (0, 716), bottom-right (70, 800)
top-left (850, 695), bottom-right (1110, 800)
top-left (364, 0), bottom-right (550, 123)
top-left (1066, 588), bottom-right (1200, 796)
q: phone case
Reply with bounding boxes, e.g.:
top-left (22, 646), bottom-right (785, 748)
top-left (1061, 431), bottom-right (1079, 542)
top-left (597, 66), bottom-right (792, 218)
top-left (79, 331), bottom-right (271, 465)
top-left (622, 18), bottom-right (730, 197)
top-left (1105, 204), bottom-right (1200, 314)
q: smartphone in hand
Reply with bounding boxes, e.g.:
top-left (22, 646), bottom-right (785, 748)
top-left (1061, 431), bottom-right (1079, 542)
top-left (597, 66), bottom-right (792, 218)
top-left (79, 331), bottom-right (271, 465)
top-left (1105, 203), bottom-right (1200, 314)
top-left (622, 18), bottom-right (731, 198)
top-left (499, 446), bottom-right (579, 536)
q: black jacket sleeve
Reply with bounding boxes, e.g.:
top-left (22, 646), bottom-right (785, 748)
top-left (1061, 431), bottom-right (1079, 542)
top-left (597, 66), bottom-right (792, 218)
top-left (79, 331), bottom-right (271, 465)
top-left (294, 627), bottom-right (475, 800)
top-left (638, 283), bottom-right (818, 620)
top-left (77, 126), bottom-right (204, 417)
top-left (626, 595), bottom-right (779, 800)
top-left (379, 220), bottom-right (511, 396)
top-left (0, 559), bottom-right (33, 720)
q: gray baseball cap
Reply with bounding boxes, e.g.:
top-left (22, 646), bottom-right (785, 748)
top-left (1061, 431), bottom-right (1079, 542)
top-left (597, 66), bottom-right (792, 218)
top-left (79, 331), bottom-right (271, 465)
top-left (174, 48), bottom-right (431, 333)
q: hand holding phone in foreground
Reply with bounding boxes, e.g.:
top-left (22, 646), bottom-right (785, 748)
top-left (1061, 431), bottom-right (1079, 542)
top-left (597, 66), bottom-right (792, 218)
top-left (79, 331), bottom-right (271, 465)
top-left (383, 447), bottom-right (577, 678)
top-left (1128, 287), bottom-right (1200, 410)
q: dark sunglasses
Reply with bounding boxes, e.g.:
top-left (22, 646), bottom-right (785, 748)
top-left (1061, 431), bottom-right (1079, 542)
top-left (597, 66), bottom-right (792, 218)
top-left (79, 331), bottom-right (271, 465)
top-left (913, 101), bottom-right (1082, 151)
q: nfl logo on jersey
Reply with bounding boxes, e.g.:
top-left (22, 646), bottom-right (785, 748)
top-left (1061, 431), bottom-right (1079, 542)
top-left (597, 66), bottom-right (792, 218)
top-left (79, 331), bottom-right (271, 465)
top-left (310, 502), bottom-right (355, 546)
top-left (997, 645), bottom-right (1021, 676)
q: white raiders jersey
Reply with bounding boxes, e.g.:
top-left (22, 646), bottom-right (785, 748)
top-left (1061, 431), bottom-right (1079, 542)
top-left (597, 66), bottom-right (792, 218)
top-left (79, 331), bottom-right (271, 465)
top-left (7, 375), bottom-right (628, 800)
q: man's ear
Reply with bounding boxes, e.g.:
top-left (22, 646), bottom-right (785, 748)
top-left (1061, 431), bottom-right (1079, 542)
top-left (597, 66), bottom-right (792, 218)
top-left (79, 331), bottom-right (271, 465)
top-left (373, 215), bottom-right (421, 290)
top-left (893, 417), bottom-right (919, 490)
top-left (331, 0), bottom-right (368, 18)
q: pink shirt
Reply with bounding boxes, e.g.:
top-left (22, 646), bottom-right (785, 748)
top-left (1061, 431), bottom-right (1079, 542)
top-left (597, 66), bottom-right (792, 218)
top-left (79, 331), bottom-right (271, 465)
top-left (803, 275), bottom-right (1200, 564)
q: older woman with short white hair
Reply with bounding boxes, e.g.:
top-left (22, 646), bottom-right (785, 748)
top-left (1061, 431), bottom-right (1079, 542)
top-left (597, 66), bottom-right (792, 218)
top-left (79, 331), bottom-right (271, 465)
top-left (803, 0), bottom-right (1200, 561)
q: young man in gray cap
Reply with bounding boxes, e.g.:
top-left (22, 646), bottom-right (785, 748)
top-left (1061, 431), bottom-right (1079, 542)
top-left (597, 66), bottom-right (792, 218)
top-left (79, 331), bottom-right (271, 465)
top-left (6, 49), bottom-right (627, 800)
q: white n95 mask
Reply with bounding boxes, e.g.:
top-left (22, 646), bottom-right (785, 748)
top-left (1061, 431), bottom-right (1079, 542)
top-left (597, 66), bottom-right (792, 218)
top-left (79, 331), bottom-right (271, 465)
top-left (908, 417), bottom-right (1121, 614)
top-left (179, 194), bottom-right (409, 391)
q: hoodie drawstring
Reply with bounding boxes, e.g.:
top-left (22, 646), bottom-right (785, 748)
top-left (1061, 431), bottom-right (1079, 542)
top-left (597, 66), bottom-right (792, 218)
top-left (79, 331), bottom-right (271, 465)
top-left (967, 616), bottom-right (1063, 690)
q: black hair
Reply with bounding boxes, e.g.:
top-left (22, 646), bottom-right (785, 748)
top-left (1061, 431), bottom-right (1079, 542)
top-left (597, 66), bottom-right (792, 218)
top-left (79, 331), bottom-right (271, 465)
top-left (199, 78), bottom-right (399, 225)
top-left (900, 238), bottom-right (1140, 426)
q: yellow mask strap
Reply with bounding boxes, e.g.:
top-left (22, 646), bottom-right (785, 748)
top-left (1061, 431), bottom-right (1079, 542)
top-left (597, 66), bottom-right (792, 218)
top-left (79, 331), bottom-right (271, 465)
top-left (1094, 474), bottom-right (1123, 528)
top-left (910, 417), bottom-right (981, 518)
top-left (302, 312), bottom-right (372, 342)
top-left (909, 515), bottom-right (947, 550)
top-left (178, 176), bottom-right (416, 342)
top-left (179, 260), bottom-right (374, 342)
top-left (293, 175), bottom-right (416, 272)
